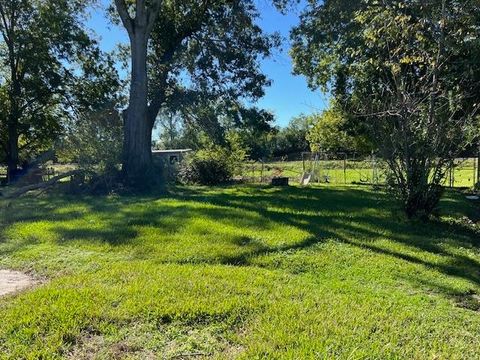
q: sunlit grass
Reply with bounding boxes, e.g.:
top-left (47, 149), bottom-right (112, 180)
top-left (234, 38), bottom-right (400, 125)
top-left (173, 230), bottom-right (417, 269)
top-left (0, 185), bottom-right (479, 359)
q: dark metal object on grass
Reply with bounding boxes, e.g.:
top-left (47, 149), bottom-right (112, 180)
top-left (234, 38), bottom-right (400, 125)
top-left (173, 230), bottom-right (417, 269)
top-left (271, 177), bottom-right (289, 186)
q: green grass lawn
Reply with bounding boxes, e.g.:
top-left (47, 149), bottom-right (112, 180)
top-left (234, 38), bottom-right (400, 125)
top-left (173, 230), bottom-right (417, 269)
top-left (0, 185), bottom-right (480, 359)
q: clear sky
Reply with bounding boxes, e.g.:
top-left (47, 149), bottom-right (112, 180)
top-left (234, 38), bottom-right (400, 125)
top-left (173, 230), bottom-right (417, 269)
top-left (87, 1), bottom-right (328, 127)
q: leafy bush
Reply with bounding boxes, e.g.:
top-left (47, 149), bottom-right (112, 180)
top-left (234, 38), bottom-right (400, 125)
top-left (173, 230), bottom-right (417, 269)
top-left (179, 134), bottom-right (246, 185)
top-left (58, 103), bottom-right (123, 175)
top-left (57, 103), bottom-right (124, 192)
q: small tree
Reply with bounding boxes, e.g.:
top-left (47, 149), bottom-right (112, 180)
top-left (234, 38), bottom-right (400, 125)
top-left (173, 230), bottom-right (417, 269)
top-left (59, 103), bottom-right (123, 177)
top-left (306, 107), bottom-right (373, 155)
top-left (292, 0), bottom-right (480, 218)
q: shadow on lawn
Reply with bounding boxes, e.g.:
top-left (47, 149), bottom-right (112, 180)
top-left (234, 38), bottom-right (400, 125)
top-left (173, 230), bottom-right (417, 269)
top-left (1, 185), bottom-right (479, 299)
top-left (174, 186), bottom-right (480, 294)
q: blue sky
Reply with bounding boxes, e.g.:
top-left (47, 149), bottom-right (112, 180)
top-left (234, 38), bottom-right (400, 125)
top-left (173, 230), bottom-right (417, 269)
top-left (87, 1), bottom-right (328, 127)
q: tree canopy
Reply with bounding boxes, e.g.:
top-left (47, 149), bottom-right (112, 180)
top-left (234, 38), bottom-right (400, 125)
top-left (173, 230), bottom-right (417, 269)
top-left (292, 0), bottom-right (480, 217)
top-left (113, 0), bottom-right (288, 185)
top-left (0, 0), bottom-right (118, 181)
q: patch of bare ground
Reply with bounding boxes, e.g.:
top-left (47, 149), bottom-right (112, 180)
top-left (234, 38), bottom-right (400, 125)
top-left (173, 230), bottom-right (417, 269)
top-left (0, 269), bottom-right (36, 296)
top-left (455, 290), bottom-right (480, 311)
top-left (66, 321), bottom-right (244, 360)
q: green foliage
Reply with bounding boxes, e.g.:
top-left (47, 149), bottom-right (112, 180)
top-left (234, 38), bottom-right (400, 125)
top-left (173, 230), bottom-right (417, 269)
top-left (0, 0), bottom-right (119, 176)
top-left (306, 107), bottom-right (373, 154)
top-left (307, 109), bottom-right (349, 153)
top-left (179, 150), bottom-right (232, 186)
top-left (291, 0), bottom-right (480, 217)
top-left (273, 115), bottom-right (312, 157)
top-left (0, 186), bottom-right (479, 357)
top-left (230, 107), bottom-right (276, 160)
top-left (154, 102), bottom-right (276, 162)
top-left (179, 133), bottom-right (246, 185)
top-left (58, 103), bottom-right (123, 176)
top-left (154, 111), bottom-right (188, 150)
top-left (143, 0), bottom-right (279, 106)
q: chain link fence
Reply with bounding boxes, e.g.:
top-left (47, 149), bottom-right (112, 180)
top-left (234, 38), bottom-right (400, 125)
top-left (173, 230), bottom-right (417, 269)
top-left (1, 156), bottom-right (479, 189)
top-left (237, 153), bottom-right (479, 188)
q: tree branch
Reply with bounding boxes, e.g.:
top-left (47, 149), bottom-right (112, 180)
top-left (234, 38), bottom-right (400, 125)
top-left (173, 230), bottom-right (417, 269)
top-left (146, 0), bottom-right (162, 36)
top-left (146, 1), bottom-right (211, 125)
top-left (3, 170), bottom-right (88, 200)
top-left (114, 0), bottom-right (134, 37)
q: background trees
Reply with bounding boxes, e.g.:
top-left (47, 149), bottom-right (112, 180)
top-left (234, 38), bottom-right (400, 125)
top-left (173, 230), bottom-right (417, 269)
top-left (273, 115), bottom-right (311, 157)
top-left (0, 0), bottom-right (118, 182)
top-left (292, 0), bottom-right (480, 217)
top-left (306, 106), bottom-right (373, 155)
top-left (59, 102), bottom-right (123, 177)
top-left (307, 109), bottom-right (349, 154)
top-left (113, 0), bottom-right (284, 185)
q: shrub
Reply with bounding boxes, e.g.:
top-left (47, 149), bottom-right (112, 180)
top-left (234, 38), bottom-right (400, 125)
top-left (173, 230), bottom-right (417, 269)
top-left (58, 103), bottom-right (123, 176)
top-left (179, 135), bottom-right (246, 185)
top-left (57, 103), bottom-right (124, 192)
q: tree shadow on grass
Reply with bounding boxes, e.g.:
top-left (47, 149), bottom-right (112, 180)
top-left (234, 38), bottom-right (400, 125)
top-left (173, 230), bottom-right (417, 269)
top-left (172, 185), bottom-right (480, 297)
top-left (1, 185), bottom-right (479, 302)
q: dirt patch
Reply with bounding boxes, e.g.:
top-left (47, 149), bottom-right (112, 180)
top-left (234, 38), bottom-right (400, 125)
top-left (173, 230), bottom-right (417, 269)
top-left (0, 269), bottom-right (36, 297)
top-left (67, 321), bottom-right (243, 360)
top-left (455, 290), bottom-right (480, 311)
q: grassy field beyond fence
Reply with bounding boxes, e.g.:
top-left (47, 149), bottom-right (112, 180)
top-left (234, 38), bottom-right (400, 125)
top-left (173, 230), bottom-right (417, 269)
top-left (241, 157), bottom-right (479, 188)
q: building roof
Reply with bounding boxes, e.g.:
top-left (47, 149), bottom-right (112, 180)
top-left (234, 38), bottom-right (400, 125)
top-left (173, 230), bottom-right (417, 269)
top-left (152, 149), bottom-right (192, 154)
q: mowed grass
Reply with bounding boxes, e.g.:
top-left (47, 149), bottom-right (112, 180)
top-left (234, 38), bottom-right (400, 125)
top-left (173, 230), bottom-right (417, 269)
top-left (0, 185), bottom-right (480, 359)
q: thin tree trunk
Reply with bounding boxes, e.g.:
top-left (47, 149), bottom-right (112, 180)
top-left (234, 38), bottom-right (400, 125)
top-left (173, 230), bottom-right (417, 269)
top-left (6, 123), bottom-right (19, 182)
top-left (6, 70), bottom-right (21, 183)
top-left (477, 145), bottom-right (480, 186)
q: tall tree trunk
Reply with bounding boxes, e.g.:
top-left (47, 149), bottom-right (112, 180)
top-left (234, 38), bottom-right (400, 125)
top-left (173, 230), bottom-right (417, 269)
top-left (115, 0), bottom-right (163, 186)
top-left (122, 29), bottom-right (153, 184)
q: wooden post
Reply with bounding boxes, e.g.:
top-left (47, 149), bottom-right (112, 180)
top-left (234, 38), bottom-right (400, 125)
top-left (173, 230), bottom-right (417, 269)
top-left (261, 159), bottom-right (265, 183)
top-left (473, 157), bottom-right (476, 188)
top-left (371, 152), bottom-right (375, 185)
top-left (477, 149), bottom-right (480, 187)
top-left (449, 166), bottom-right (453, 188)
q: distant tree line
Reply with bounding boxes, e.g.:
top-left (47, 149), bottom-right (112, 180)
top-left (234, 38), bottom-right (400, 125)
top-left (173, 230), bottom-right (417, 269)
top-left (154, 103), bottom-right (377, 160)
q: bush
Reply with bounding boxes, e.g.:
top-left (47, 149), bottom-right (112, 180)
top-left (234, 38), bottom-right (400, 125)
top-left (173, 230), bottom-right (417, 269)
top-left (56, 103), bottom-right (123, 192)
top-left (58, 103), bottom-right (123, 176)
top-left (179, 135), bottom-right (246, 185)
top-left (386, 172), bottom-right (444, 220)
top-left (179, 151), bottom-right (231, 185)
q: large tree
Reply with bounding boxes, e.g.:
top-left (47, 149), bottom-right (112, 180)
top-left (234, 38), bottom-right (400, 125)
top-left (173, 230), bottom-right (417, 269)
top-left (292, 0), bottom-right (480, 218)
top-left (113, 0), bottom-right (286, 185)
top-left (0, 0), bottom-right (118, 182)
